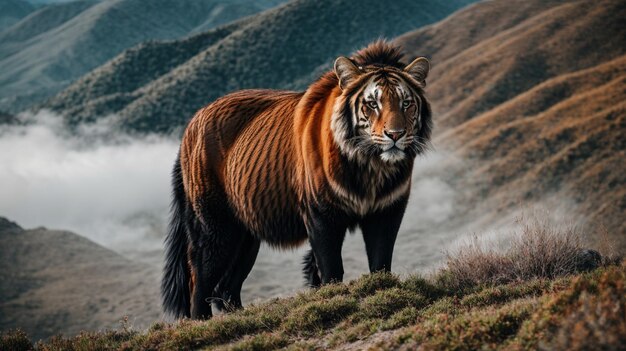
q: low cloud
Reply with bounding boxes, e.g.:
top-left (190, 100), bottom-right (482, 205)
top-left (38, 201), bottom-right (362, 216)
top-left (0, 111), bottom-right (179, 255)
top-left (0, 111), bottom-right (588, 301)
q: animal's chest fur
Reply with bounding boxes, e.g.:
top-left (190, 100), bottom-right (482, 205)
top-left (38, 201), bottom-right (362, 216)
top-left (325, 160), bottom-right (412, 217)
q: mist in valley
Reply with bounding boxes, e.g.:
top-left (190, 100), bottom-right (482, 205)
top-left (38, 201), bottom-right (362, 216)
top-left (0, 110), bottom-right (489, 302)
top-left (0, 110), bottom-right (582, 304)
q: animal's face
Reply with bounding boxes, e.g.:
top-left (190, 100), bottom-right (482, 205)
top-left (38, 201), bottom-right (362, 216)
top-left (332, 56), bottom-right (432, 164)
top-left (355, 76), bottom-right (423, 162)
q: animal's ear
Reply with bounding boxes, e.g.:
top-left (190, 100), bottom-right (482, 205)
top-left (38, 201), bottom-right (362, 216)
top-left (404, 57), bottom-right (430, 86)
top-left (334, 56), bottom-right (361, 90)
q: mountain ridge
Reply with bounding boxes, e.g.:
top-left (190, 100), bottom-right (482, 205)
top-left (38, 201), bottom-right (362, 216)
top-left (0, 0), bottom-right (35, 32)
top-left (392, 0), bottom-right (626, 247)
top-left (42, 0), bottom-right (474, 132)
top-left (0, 0), bottom-right (286, 113)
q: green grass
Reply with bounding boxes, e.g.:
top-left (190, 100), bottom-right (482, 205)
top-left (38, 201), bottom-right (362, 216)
top-left (4, 264), bottom-right (624, 351)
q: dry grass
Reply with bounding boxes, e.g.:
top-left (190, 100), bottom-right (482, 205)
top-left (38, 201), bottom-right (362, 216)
top-left (436, 216), bottom-right (617, 292)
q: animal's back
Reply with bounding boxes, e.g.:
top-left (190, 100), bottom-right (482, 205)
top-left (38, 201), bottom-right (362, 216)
top-left (180, 89), bottom-right (307, 247)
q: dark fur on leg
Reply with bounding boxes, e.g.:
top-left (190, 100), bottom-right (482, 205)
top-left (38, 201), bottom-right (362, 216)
top-left (188, 191), bottom-right (245, 319)
top-left (302, 249), bottom-right (321, 288)
top-left (360, 197), bottom-right (408, 273)
top-left (213, 234), bottom-right (260, 313)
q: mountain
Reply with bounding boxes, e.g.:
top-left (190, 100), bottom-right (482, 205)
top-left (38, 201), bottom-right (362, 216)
top-left (0, 0), bottom-right (35, 32)
top-left (26, 0), bottom-right (96, 3)
top-left (0, 0), bottom-right (286, 113)
top-left (397, 0), bottom-right (626, 130)
top-left (395, 0), bottom-right (626, 247)
top-left (43, 0), bottom-right (475, 133)
top-left (447, 55), bottom-right (626, 240)
top-left (0, 217), bottom-right (160, 341)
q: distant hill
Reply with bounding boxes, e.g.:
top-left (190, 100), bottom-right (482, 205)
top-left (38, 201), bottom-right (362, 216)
top-left (447, 55), bottom-right (626, 242)
top-left (0, 0), bottom-right (285, 113)
top-left (396, 0), bottom-right (626, 247)
top-left (0, 217), bottom-right (160, 342)
top-left (0, 0), bottom-right (35, 32)
top-left (43, 0), bottom-right (475, 133)
top-left (397, 0), bottom-right (625, 130)
top-left (26, 0), bottom-right (83, 4)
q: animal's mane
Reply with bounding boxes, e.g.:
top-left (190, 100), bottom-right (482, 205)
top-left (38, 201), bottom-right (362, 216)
top-left (301, 41), bottom-right (405, 112)
top-left (351, 40), bottom-right (405, 68)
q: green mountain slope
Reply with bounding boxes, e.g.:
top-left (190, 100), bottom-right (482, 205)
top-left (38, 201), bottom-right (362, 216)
top-left (0, 0), bottom-right (34, 32)
top-left (0, 0), bottom-right (285, 113)
top-left (43, 0), bottom-right (474, 133)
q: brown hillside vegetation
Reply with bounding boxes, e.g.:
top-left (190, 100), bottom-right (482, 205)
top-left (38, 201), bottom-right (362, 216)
top-left (396, 0), bottom-right (626, 247)
top-left (447, 56), bottom-right (626, 240)
top-left (397, 0), bottom-right (626, 129)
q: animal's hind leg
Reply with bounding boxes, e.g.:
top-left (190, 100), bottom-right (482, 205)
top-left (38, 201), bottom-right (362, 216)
top-left (302, 249), bottom-right (321, 288)
top-left (187, 201), bottom-right (243, 319)
top-left (213, 233), bottom-right (260, 313)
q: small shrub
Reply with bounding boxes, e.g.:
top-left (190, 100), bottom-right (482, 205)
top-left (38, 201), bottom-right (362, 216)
top-left (404, 298), bottom-right (537, 350)
top-left (381, 306), bottom-right (420, 330)
top-left (419, 296), bottom-right (459, 319)
top-left (460, 279), bottom-right (548, 307)
top-left (349, 272), bottom-right (401, 297)
top-left (549, 267), bottom-right (626, 350)
top-left (513, 264), bottom-right (626, 350)
top-left (220, 332), bottom-right (288, 351)
top-left (436, 216), bottom-right (612, 291)
top-left (282, 295), bottom-right (358, 333)
top-left (402, 274), bottom-right (446, 299)
top-left (358, 288), bottom-right (426, 319)
top-left (315, 283), bottom-right (350, 299)
top-left (0, 330), bottom-right (33, 351)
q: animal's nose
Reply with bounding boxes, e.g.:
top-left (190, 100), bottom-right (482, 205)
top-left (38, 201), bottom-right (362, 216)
top-left (384, 129), bottom-right (406, 141)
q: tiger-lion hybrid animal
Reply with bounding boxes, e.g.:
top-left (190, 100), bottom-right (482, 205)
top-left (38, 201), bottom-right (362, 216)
top-left (162, 41), bottom-right (432, 319)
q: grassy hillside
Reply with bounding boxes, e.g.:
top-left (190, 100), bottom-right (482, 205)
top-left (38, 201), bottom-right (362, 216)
top-left (0, 0), bottom-right (34, 32)
top-left (43, 0), bottom-right (474, 133)
top-left (397, 0), bottom-right (626, 130)
top-left (393, 0), bottom-right (626, 248)
top-left (445, 56), bottom-right (626, 244)
top-left (0, 1), bottom-right (94, 49)
top-left (0, 0), bottom-right (285, 113)
top-left (3, 221), bottom-right (623, 350)
top-left (40, 19), bottom-right (248, 123)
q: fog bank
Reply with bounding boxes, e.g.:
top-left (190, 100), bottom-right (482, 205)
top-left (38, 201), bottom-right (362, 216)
top-left (0, 111), bottom-right (179, 255)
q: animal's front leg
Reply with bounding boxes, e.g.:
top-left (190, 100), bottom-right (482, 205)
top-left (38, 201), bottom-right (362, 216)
top-left (360, 197), bottom-right (408, 273)
top-left (305, 207), bottom-right (348, 284)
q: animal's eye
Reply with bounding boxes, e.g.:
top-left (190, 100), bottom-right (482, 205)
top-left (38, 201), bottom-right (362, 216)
top-left (402, 100), bottom-right (412, 108)
top-left (366, 101), bottom-right (378, 109)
